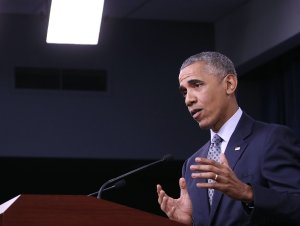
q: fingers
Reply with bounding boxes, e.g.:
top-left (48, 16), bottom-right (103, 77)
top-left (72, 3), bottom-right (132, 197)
top-left (191, 155), bottom-right (231, 173)
top-left (189, 155), bottom-right (250, 201)
top-left (179, 177), bottom-right (190, 198)
top-left (190, 156), bottom-right (228, 187)
top-left (157, 184), bottom-right (162, 195)
top-left (179, 177), bottom-right (186, 189)
top-left (190, 157), bottom-right (222, 176)
top-left (157, 179), bottom-right (193, 224)
top-left (157, 184), bottom-right (166, 205)
top-left (214, 173), bottom-right (219, 181)
top-left (191, 171), bottom-right (219, 181)
top-left (195, 157), bottom-right (220, 166)
top-left (157, 184), bottom-right (175, 218)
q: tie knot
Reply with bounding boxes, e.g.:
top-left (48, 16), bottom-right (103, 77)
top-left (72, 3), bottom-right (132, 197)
top-left (212, 134), bottom-right (222, 146)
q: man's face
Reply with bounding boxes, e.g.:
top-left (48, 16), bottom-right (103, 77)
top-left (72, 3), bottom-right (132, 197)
top-left (178, 61), bottom-right (229, 132)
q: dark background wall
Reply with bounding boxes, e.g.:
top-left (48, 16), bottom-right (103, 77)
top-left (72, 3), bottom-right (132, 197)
top-left (0, 14), bottom-right (213, 160)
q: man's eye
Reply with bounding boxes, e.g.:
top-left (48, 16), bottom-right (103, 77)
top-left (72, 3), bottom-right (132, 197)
top-left (179, 88), bottom-right (187, 97)
top-left (194, 82), bottom-right (202, 87)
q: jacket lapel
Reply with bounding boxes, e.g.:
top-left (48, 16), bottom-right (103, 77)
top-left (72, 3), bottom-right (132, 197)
top-left (209, 113), bottom-right (254, 222)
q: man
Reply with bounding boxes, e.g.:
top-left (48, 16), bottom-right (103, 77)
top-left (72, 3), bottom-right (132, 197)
top-left (157, 51), bottom-right (300, 226)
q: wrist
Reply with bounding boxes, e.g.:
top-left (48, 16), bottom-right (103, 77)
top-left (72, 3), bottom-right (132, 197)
top-left (242, 183), bottom-right (254, 203)
top-left (241, 184), bottom-right (254, 212)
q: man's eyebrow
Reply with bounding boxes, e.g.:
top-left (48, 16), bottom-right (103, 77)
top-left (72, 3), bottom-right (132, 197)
top-left (179, 79), bottom-right (203, 93)
top-left (187, 79), bottom-right (202, 84)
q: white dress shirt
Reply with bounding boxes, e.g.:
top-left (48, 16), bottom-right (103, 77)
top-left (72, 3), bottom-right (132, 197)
top-left (210, 107), bottom-right (243, 153)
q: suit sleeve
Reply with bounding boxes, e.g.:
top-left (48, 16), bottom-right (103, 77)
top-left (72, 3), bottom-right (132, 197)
top-left (250, 125), bottom-right (300, 225)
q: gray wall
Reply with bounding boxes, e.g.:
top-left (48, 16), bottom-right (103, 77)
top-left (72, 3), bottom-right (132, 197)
top-left (0, 14), bottom-right (213, 160)
top-left (215, 0), bottom-right (300, 74)
top-left (2, 0), bottom-right (299, 160)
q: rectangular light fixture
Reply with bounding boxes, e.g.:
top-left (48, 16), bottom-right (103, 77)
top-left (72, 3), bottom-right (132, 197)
top-left (46, 0), bottom-right (105, 45)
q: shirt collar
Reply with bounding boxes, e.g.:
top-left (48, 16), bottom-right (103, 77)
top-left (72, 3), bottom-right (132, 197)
top-left (210, 107), bottom-right (243, 143)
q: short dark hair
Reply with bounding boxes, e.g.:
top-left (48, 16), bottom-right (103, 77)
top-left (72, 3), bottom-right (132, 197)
top-left (180, 51), bottom-right (237, 77)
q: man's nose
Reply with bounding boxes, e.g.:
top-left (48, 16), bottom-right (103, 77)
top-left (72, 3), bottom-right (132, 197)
top-left (185, 91), bottom-right (196, 106)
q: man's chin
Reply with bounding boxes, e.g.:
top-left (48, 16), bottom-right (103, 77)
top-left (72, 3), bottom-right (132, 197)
top-left (197, 121), bottom-right (209, 129)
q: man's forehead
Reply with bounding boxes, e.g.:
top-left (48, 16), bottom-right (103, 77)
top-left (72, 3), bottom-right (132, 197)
top-left (178, 61), bottom-right (207, 82)
top-left (179, 74), bottom-right (195, 83)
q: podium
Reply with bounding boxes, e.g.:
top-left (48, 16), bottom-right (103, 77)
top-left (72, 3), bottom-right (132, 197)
top-left (0, 194), bottom-right (183, 226)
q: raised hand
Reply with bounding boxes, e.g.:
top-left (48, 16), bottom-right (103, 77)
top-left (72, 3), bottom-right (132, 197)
top-left (190, 153), bottom-right (253, 202)
top-left (157, 177), bottom-right (193, 225)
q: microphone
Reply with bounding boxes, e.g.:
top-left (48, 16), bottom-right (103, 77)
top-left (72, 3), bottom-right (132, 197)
top-left (96, 154), bottom-right (173, 199)
top-left (87, 179), bottom-right (126, 197)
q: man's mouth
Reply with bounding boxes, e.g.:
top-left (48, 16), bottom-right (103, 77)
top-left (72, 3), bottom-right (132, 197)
top-left (190, 109), bottom-right (202, 118)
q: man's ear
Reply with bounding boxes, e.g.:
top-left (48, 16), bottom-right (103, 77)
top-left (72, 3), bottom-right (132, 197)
top-left (225, 74), bottom-right (238, 95)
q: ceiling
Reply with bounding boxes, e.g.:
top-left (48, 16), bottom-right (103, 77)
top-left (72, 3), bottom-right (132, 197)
top-left (0, 0), bottom-right (251, 23)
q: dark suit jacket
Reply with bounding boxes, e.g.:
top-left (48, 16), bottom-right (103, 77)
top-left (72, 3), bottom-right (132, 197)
top-left (182, 112), bottom-right (300, 226)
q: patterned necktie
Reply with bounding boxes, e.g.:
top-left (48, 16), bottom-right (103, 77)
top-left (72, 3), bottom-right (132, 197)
top-left (207, 134), bottom-right (223, 206)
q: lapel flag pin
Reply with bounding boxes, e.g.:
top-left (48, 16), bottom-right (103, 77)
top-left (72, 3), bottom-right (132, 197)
top-left (234, 147), bottom-right (240, 151)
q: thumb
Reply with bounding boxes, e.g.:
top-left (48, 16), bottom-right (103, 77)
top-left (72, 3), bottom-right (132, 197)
top-left (220, 153), bottom-right (229, 166)
top-left (179, 177), bottom-right (187, 194)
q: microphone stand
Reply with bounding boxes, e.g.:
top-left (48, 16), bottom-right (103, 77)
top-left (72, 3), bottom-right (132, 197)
top-left (97, 154), bottom-right (172, 199)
